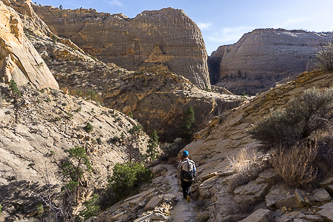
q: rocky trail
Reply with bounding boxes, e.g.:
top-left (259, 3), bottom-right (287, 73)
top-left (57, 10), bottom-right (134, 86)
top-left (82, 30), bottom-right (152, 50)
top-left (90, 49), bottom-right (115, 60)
top-left (162, 164), bottom-right (197, 222)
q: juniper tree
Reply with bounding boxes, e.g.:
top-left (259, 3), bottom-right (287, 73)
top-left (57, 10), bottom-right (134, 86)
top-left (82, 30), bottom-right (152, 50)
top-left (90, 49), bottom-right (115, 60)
top-left (182, 106), bottom-right (195, 141)
top-left (147, 130), bottom-right (159, 161)
top-left (61, 146), bottom-right (92, 204)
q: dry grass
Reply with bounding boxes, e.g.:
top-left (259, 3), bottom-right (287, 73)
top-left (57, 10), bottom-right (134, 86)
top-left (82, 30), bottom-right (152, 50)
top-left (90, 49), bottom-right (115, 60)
top-left (227, 148), bottom-right (266, 193)
top-left (227, 148), bottom-right (257, 173)
top-left (270, 141), bottom-right (319, 187)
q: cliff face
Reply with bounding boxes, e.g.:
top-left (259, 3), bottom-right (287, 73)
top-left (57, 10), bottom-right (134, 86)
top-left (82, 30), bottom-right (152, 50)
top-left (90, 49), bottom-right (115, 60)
top-left (0, 0), bottom-right (58, 89)
top-left (32, 6), bottom-right (211, 89)
top-left (209, 29), bottom-right (333, 95)
top-left (29, 31), bottom-right (243, 142)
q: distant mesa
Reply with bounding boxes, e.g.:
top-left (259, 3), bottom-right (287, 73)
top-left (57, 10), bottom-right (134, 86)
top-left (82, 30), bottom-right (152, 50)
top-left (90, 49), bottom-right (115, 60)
top-left (209, 28), bottom-right (333, 95)
top-left (33, 5), bottom-right (211, 89)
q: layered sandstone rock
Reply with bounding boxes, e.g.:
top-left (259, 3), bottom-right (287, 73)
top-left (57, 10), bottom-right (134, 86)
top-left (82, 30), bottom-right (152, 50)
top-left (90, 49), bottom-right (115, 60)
top-left (28, 30), bottom-right (243, 142)
top-left (0, 1), bottom-right (58, 89)
top-left (33, 5), bottom-right (210, 89)
top-left (210, 29), bottom-right (333, 95)
top-left (0, 84), bottom-right (152, 221)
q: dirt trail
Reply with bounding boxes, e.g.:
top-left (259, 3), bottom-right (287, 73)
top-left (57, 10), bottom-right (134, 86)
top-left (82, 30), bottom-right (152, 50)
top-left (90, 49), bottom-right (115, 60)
top-left (161, 164), bottom-right (197, 222)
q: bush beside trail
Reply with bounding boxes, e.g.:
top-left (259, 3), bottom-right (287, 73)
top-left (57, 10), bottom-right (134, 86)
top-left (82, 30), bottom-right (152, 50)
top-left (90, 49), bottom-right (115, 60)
top-left (249, 88), bottom-right (333, 187)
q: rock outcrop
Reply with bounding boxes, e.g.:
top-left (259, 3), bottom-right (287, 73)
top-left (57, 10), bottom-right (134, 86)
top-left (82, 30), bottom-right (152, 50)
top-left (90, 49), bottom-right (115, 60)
top-left (0, 83), bottom-right (152, 221)
top-left (209, 29), bottom-right (333, 95)
top-left (33, 5), bottom-right (211, 89)
top-left (0, 0), bottom-right (58, 89)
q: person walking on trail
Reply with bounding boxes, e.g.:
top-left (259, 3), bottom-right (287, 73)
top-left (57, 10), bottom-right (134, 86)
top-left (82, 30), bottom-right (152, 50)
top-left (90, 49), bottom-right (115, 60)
top-left (178, 150), bottom-right (196, 202)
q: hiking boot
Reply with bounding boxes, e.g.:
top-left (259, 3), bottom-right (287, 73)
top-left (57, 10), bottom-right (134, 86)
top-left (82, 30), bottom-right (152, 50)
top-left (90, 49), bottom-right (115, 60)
top-left (187, 195), bottom-right (190, 202)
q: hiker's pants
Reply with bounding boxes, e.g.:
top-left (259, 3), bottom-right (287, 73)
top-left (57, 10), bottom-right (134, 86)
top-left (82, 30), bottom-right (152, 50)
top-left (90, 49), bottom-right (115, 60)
top-left (181, 180), bottom-right (192, 199)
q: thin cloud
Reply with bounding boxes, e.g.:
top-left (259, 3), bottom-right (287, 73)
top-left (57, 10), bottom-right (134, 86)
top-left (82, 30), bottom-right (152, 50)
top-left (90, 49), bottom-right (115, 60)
top-left (108, 0), bottom-right (123, 7)
top-left (197, 22), bottom-right (212, 30)
top-left (208, 26), bottom-right (254, 44)
top-left (271, 17), bottom-right (310, 30)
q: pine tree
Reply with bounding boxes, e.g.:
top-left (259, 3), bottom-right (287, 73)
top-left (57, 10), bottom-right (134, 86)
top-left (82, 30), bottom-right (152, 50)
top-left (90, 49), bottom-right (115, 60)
top-left (147, 130), bottom-right (159, 161)
top-left (182, 106), bottom-right (195, 141)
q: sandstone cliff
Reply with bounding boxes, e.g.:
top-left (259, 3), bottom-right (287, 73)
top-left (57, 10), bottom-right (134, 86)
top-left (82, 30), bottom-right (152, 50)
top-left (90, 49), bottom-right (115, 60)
top-left (32, 5), bottom-right (211, 89)
top-left (210, 29), bottom-right (333, 95)
top-left (26, 25), bottom-right (243, 142)
top-left (0, 0), bottom-right (58, 89)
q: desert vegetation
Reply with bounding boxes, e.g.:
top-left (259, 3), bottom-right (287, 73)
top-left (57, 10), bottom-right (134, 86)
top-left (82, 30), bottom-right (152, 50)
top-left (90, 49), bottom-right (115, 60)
top-left (249, 88), bottom-right (333, 187)
top-left (316, 42), bottom-right (333, 71)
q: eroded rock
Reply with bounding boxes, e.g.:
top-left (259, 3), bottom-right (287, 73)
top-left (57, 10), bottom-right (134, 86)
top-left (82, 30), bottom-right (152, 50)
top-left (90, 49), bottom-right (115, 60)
top-left (33, 6), bottom-right (210, 89)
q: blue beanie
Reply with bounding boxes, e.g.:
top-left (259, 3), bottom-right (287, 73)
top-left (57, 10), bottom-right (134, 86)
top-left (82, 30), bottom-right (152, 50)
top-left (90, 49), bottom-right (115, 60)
top-left (183, 150), bottom-right (189, 157)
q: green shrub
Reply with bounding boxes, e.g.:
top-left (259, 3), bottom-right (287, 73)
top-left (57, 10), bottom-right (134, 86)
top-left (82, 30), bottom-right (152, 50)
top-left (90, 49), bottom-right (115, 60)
top-left (182, 106), bottom-right (195, 141)
top-left (128, 111), bottom-right (133, 118)
top-left (147, 130), bottom-right (159, 161)
top-left (53, 116), bottom-right (61, 122)
top-left (52, 35), bottom-right (57, 44)
top-left (0, 204), bottom-right (2, 215)
top-left (76, 90), bottom-right (83, 96)
top-left (61, 146), bottom-right (92, 202)
top-left (87, 90), bottom-right (97, 101)
top-left (84, 122), bottom-right (93, 133)
top-left (81, 194), bottom-right (100, 220)
top-left (108, 162), bottom-right (152, 200)
top-left (160, 138), bottom-right (186, 159)
top-left (37, 203), bottom-right (44, 215)
top-left (249, 88), bottom-right (333, 147)
top-left (10, 79), bottom-right (21, 97)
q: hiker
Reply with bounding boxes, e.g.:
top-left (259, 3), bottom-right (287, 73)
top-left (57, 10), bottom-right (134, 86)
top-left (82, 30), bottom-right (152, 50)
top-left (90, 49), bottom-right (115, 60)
top-left (178, 150), bottom-right (196, 202)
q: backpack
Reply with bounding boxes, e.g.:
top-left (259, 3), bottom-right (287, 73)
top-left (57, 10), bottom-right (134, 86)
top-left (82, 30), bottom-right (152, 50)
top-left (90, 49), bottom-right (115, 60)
top-left (181, 159), bottom-right (195, 182)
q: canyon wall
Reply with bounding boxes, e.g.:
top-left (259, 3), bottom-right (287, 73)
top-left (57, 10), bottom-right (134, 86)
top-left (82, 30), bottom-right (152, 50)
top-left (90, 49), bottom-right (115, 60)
top-left (209, 29), bottom-right (333, 95)
top-left (33, 5), bottom-right (210, 89)
top-left (0, 0), bottom-right (58, 89)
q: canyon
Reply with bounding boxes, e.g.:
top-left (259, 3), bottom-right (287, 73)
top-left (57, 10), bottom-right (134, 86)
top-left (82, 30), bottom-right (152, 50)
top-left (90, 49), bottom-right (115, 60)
top-left (1, 1), bottom-right (333, 222)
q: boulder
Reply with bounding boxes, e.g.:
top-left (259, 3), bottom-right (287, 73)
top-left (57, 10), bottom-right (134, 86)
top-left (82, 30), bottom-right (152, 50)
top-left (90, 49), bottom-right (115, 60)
top-left (313, 188), bottom-right (331, 202)
top-left (317, 202), bottom-right (333, 222)
top-left (265, 184), bottom-right (303, 208)
top-left (234, 181), bottom-right (269, 200)
top-left (239, 208), bottom-right (273, 222)
top-left (144, 195), bottom-right (163, 210)
top-left (256, 168), bottom-right (279, 183)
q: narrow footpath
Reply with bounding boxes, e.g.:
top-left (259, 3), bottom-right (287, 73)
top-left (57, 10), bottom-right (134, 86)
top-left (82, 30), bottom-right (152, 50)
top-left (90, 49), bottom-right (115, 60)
top-left (161, 164), bottom-right (197, 221)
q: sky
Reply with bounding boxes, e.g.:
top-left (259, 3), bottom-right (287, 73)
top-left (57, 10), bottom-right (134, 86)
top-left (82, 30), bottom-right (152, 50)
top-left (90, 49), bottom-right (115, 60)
top-left (33, 0), bottom-right (333, 55)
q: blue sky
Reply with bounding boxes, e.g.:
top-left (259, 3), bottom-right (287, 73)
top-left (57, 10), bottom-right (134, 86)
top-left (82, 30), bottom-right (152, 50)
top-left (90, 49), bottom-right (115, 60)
top-left (33, 0), bottom-right (333, 55)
